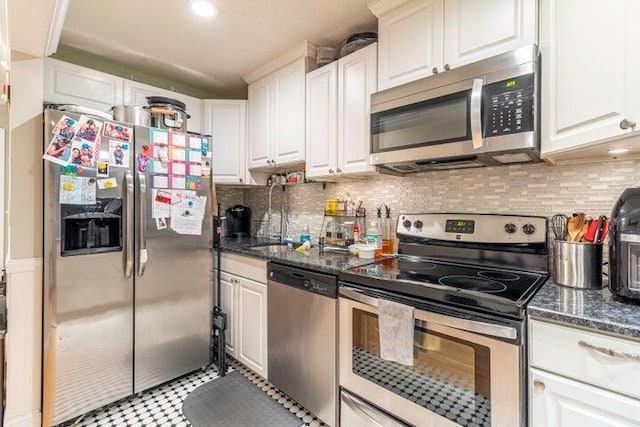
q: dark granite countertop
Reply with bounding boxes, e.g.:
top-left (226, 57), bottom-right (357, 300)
top-left (528, 279), bottom-right (640, 339)
top-left (217, 237), bottom-right (385, 275)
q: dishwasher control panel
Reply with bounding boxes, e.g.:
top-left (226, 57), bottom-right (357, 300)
top-left (268, 263), bottom-right (338, 298)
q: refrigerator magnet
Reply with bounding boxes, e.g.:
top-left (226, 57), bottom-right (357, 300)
top-left (152, 144), bottom-right (169, 163)
top-left (170, 147), bottom-right (186, 162)
top-left (69, 139), bottom-right (97, 169)
top-left (170, 132), bottom-right (187, 147)
top-left (44, 134), bottom-right (73, 166)
top-left (188, 135), bottom-right (202, 150)
top-left (97, 161), bottom-right (109, 177)
top-left (155, 217), bottom-right (168, 230)
top-left (109, 141), bottom-right (130, 168)
top-left (170, 162), bottom-right (186, 176)
top-left (150, 174), bottom-right (169, 189)
top-left (97, 178), bottom-right (118, 190)
top-left (137, 153), bottom-right (149, 172)
top-left (103, 122), bottom-right (132, 143)
top-left (51, 115), bottom-right (78, 138)
top-left (188, 163), bottom-right (202, 176)
top-left (186, 176), bottom-right (202, 190)
top-left (150, 128), bottom-right (169, 145)
top-left (200, 138), bottom-right (209, 156)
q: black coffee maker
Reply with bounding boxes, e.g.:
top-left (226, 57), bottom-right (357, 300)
top-left (225, 205), bottom-right (252, 237)
top-left (609, 187), bottom-right (640, 301)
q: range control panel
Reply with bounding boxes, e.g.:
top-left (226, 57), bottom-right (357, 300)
top-left (397, 213), bottom-right (547, 244)
top-left (483, 73), bottom-right (535, 137)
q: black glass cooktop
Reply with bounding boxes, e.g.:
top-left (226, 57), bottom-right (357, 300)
top-left (339, 255), bottom-right (548, 319)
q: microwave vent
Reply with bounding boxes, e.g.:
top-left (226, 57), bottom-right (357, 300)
top-left (492, 153), bottom-right (533, 164)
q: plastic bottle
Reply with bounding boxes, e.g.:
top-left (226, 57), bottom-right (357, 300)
top-left (300, 225), bottom-right (311, 244)
top-left (382, 204), bottom-right (394, 255)
top-left (352, 221), bottom-right (361, 244)
top-left (366, 220), bottom-right (382, 257)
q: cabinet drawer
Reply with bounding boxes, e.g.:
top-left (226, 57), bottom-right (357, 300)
top-left (216, 253), bottom-right (267, 284)
top-left (530, 319), bottom-right (640, 398)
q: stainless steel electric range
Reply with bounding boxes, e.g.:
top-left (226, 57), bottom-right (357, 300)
top-left (338, 213), bottom-right (549, 427)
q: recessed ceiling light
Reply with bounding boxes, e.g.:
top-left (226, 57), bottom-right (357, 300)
top-left (189, 0), bottom-right (218, 17)
top-left (608, 147), bottom-right (630, 155)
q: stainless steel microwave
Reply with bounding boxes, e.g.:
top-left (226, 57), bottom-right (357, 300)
top-left (370, 44), bottom-right (540, 174)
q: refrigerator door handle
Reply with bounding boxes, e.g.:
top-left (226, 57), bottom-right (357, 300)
top-left (137, 172), bottom-right (148, 276)
top-left (124, 172), bottom-right (134, 278)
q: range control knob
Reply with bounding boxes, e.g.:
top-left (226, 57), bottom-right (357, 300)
top-left (403, 220), bottom-right (412, 229)
top-left (413, 220), bottom-right (423, 229)
top-left (522, 224), bottom-right (536, 235)
top-left (504, 223), bottom-right (517, 234)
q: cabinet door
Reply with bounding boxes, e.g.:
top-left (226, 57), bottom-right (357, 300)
top-left (248, 77), bottom-right (272, 169)
top-left (237, 277), bottom-right (268, 379)
top-left (219, 272), bottom-right (237, 358)
top-left (377, 0), bottom-right (444, 91)
top-left (44, 58), bottom-right (124, 112)
top-left (443, 0), bottom-right (536, 69)
top-left (530, 369), bottom-right (640, 427)
top-left (122, 80), bottom-right (203, 133)
top-left (204, 100), bottom-right (247, 184)
top-left (337, 43), bottom-right (378, 175)
top-left (540, 0), bottom-right (638, 156)
top-left (273, 57), bottom-right (306, 166)
top-left (305, 62), bottom-right (338, 179)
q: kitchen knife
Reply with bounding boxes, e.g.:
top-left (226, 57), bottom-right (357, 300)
top-left (592, 215), bottom-right (606, 244)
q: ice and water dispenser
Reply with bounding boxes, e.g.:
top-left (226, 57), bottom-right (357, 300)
top-left (61, 198), bottom-right (123, 256)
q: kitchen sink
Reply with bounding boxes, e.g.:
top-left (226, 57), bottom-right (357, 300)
top-left (249, 243), bottom-right (292, 254)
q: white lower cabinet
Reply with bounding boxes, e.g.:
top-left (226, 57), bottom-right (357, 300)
top-left (217, 253), bottom-right (268, 379)
top-left (529, 319), bottom-right (640, 426)
top-left (530, 369), bottom-right (640, 427)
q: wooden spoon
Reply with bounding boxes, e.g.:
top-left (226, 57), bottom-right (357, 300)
top-left (567, 214), bottom-right (586, 242)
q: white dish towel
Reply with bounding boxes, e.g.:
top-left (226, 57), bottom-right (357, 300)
top-left (378, 299), bottom-right (414, 366)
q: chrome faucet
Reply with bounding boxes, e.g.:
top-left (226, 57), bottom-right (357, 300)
top-left (267, 183), bottom-right (287, 241)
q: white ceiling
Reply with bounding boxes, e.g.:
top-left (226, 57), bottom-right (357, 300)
top-left (60, 0), bottom-right (378, 98)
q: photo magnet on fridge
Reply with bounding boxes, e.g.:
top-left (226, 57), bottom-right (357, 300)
top-left (51, 115), bottom-right (78, 139)
top-left (109, 140), bottom-right (130, 167)
top-left (76, 116), bottom-right (103, 143)
top-left (103, 121), bottom-right (132, 142)
top-left (97, 161), bottom-right (109, 177)
top-left (155, 217), bottom-right (168, 230)
top-left (69, 139), bottom-right (97, 168)
top-left (43, 134), bottom-right (73, 165)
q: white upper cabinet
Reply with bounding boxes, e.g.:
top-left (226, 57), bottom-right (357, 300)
top-left (123, 80), bottom-right (203, 134)
top-left (305, 44), bottom-right (377, 179)
top-left (371, 0), bottom-right (537, 91)
top-left (443, 0), bottom-right (537, 69)
top-left (305, 62), bottom-right (338, 178)
top-left (377, 0), bottom-right (443, 91)
top-left (203, 100), bottom-right (247, 184)
top-left (540, 0), bottom-right (640, 159)
top-left (44, 58), bottom-right (124, 112)
top-left (248, 57), bottom-right (308, 170)
top-left (338, 43), bottom-right (378, 175)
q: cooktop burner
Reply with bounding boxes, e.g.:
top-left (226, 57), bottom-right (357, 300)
top-left (437, 275), bottom-right (508, 293)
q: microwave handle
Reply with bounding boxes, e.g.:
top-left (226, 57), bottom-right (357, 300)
top-left (470, 78), bottom-right (484, 150)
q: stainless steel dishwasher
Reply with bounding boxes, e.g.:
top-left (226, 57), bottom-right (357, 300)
top-left (267, 262), bottom-right (337, 427)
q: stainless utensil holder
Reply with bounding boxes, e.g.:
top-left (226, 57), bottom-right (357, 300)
top-left (553, 240), bottom-right (603, 289)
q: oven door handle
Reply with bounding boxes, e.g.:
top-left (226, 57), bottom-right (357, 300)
top-left (470, 78), bottom-right (484, 150)
top-left (340, 287), bottom-right (517, 340)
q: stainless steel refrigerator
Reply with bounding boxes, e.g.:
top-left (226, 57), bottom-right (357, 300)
top-left (43, 108), bottom-right (212, 426)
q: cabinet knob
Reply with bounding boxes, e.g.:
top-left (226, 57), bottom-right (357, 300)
top-left (533, 379), bottom-right (546, 391)
top-left (620, 118), bottom-right (636, 130)
top-left (432, 67), bottom-right (439, 74)
top-left (444, 63), bottom-right (451, 71)
top-left (329, 169), bottom-right (334, 174)
top-left (272, 159), bottom-right (276, 165)
top-left (267, 160), bottom-right (271, 165)
top-left (239, 178), bottom-right (243, 183)
top-left (336, 168), bottom-right (342, 173)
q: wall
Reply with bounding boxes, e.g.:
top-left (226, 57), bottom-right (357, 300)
top-left (240, 159), bottom-right (639, 241)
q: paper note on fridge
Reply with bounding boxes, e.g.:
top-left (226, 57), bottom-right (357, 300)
top-left (170, 195), bottom-right (207, 235)
top-left (60, 176), bottom-right (97, 205)
top-left (152, 189), bottom-right (172, 218)
top-left (97, 178), bottom-right (118, 190)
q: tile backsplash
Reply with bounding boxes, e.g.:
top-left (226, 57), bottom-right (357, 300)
top-left (218, 158), bottom-right (639, 242)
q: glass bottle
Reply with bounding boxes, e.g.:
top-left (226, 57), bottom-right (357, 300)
top-left (382, 204), bottom-right (394, 255)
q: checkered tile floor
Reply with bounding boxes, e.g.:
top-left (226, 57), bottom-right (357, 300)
top-left (58, 359), bottom-right (327, 427)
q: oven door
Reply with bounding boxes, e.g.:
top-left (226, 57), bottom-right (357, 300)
top-left (339, 286), bottom-right (522, 427)
top-left (370, 78), bottom-right (485, 169)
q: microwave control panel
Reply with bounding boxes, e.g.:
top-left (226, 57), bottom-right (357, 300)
top-left (483, 73), bottom-right (535, 137)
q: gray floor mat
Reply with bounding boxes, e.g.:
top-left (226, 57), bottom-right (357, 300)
top-left (182, 371), bottom-right (303, 427)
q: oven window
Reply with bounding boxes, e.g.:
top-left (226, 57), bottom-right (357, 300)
top-left (371, 93), bottom-right (471, 152)
top-left (352, 308), bottom-right (492, 426)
